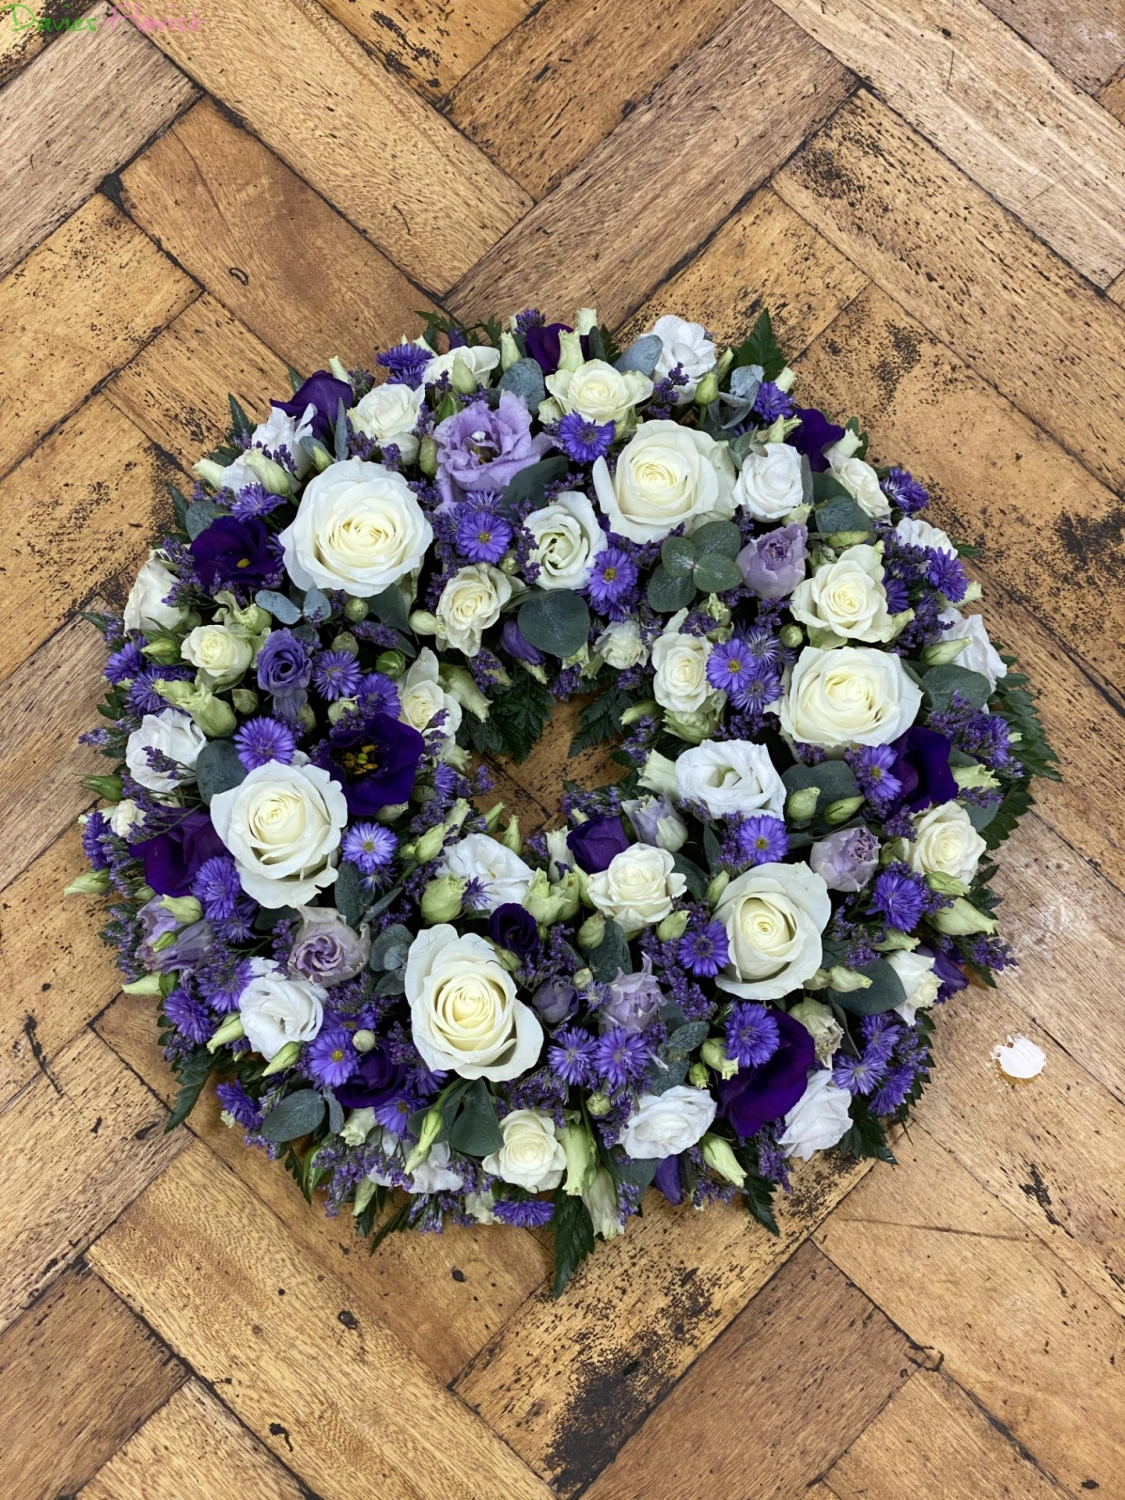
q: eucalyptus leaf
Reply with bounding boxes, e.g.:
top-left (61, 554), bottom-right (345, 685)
top-left (614, 334), bottom-right (662, 377)
top-left (449, 1079), bottom-right (503, 1156)
top-left (365, 585), bottom-right (410, 634)
top-left (185, 500), bottom-right (227, 540)
top-left (966, 800), bottom-right (999, 832)
top-left (647, 1057), bottom-right (689, 1095)
top-left (828, 959), bottom-right (907, 1017)
top-left (672, 852), bottom-right (709, 901)
top-left (647, 565), bottom-right (697, 613)
top-left (324, 1088), bottom-right (345, 1136)
top-left (365, 883), bottom-right (404, 922)
top-left (518, 590), bottom-right (591, 658)
top-left (369, 922), bottom-right (414, 969)
top-left (729, 364), bottom-right (763, 402)
top-left (814, 493), bottom-right (872, 537)
top-left (291, 624), bottom-right (318, 645)
top-left (333, 861), bottom-right (366, 927)
top-left (923, 664), bottom-right (992, 713)
top-left (703, 824), bottom-right (723, 875)
top-left (255, 589), bottom-right (303, 625)
top-left (588, 921), bottom-right (630, 982)
top-left (693, 552), bottom-right (743, 594)
top-left (811, 471), bottom-right (852, 503)
top-left (334, 398), bottom-right (349, 462)
top-left (782, 760), bottom-right (859, 810)
top-left (610, 1152), bottom-right (658, 1193)
top-left (287, 365), bottom-right (305, 394)
top-left (253, 904), bottom-right (298, 934)
top-left (661, 536), bottom-right (697, 578)
top-left (259, 1089), bottom-right (326, 1143)
top-left (195, 738), bottom-right (247, 806)
top-left (664, 1021), bottom-right (709, 1059)
top-left (800, 453), bottom-right (815, 506)
top-left (500, 454), bottom-right (569, 512)
top-left (375, 969), bottom-right (407, 996)
top-left (691, 520), bottom-right (742, 559)
top-left (303, 586), bottom-right (332, 625)
top-left (497, 358), bottom-right (547, 410)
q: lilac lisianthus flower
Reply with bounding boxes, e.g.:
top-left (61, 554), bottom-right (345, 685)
top-left (314, 711), bottom-right (425, 816)
top-left (131, 809), bottom-right (227, 898)
top-left (433, 393), bottom-right (553, 507)
top-left (136, 896), bottom-right (179, 965)
top-left (256, 629), bottom-right (312, 721)
top-left (599, 955), bottom-right (663, 1034)
top-left (500, 617), bottom-right (546, 665)
top-left (532, 977), bottom-right (578, 1025)
top-left (809, 826), bottom-right (880, 892)
top-left (190, 516), bottom-right (282, 594)
top-left (272, 370), bottom-right (353, 445)
top-left (567, 815), bottom-right (631, 875)
top-left (716, 1009), bottom-right (815, 1138)
top-left (289, 906), bottom-right (371, 986)
top-left (737, 523), bottom-right (808, 598)
top-left (154, 920), bottom-right (215, 973)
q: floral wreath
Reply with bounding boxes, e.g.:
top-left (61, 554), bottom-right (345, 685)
top-left (71, 306), bottom-right (1057, 1295)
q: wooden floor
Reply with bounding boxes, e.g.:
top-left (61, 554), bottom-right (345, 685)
top-left (1, 1), bottom-right (1124, 1496)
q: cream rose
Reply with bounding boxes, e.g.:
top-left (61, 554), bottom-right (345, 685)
top-left (651, 611), bottom-right (718, 714)
top-left (181, 623), bottom-right (254, 688)
top-left (789, 544), bottom-right (897, 644)
top-left (908, 802), bottom-right (986, 884)
top-left (647, 315), bottom-right (717, 402)
top-left (348, 382), bottom-right (425, 463)
top-left (830, 456), bottom-right (889, 519)
top-left (399, 647), bottom-right (463, 755)
top-left (887, 949), bottom-right (941, 1024)
top-left (405, 925), bottom-right (542, 1081)
top-left (675, 738), bottom-right (786, 820)
top-left (210, 761), bottom-right (348, 907)
top-left (713, 862), bottom-right (831, 1000)
top-left (592, 420), bottom-right (735, 543)
top-left (125, 709), bottom-right (206, 794)
top-left (238, 957), bottom-right (326, 1060)
top-left (733, 442), bottom-right (806, 521)
top-left (619, 1085), bottom-right (717, 1159)
top-left (439, 833), bottom-right (534, 912)
top-left (544, 360), bottom-right (653, 427)
top-left (483, 1108), bottom-right (566, 1191)
top-left (279, 458), bottom-right (433, 595)
top-left (778, 1069), bottom-right (852, 1160)
top-left (595, 617), bottom-right (648, 669)
top-left (939, 608), bottom-right (1007, 690)
top-left (435, 563), bottom-right (512, 656)
top-left (124, 553), bottom-right (185, 635)
top-left (779, 646), bottom-right (923, 749)
top-left (526, 490), bottom-right (608, 590)
top-left (586, 845), bottom-right (686, 937)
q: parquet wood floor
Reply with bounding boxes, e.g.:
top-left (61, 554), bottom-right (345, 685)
top-left (1, 2), bottom-right (1123, 1496)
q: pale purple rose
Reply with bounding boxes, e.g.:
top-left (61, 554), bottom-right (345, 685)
top-left (532, 977), bottom-right (578, 1025)
top-left (433, 393), bottom-right (553, 507)
top-left (809, 826), bottom-right (880, 892)
top-left (599, 955), bottom-right (663, 1034)
top-left (289, 906), bottom-right (371, 986)
top-left (737, 522), bottom-right (807, 599)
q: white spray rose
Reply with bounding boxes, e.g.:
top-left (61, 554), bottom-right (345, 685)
top-left (544, 360), bottom-right (653, 427)
top-left (435, 563), bottom-right (512, 657)
top-left (409, 1140), bottom-right (466, 1194)
top-left (348, 382), bottom-right (425, 463)
top-left (938, 608), bottom-right (1007, 690)
top-left (713, 862), bottom-right (831, 1000)
top-left (778, 1069), bottom-right (852, 1160)
top-left (525, 490), bottom-right (608, 590)
top-left (908, 802), bottom-right (986, 884)
top-left (651, 610), bottom-right (719, 715)
top-left (824, 432), bottom-right (889, 519)
top-left (733, 442), bottom-right (806, 521)
top-left (405, 925), bottom-right (542, 1081)
top-left (675, 738), bottom-right (786, 820)
top-left (123, 554), bottom-right (185, 635)
top-left (886, 949), bottom-right (941, 1024)
top-left (399, 647), bottom-right (463, 756)
top-left (181, 623), bottom-right (254, 688)
top-left (789, 544), bottom-right (897, 644)
top-left (439, 832), bottom-right (534, 911)
top-left (593, 420), bottom-right (735, 543)
top-left (421, 343), bottom-right (500, 388)
top-left (125, 709), bottom-right (206, 794)
top-left (895, 514), bottom-right (956, 556)
top-left (483, 1109), bottom-right (567, 1191)
top-left (647, 315), bottom-right (717, 402)
top-left (251, 401), bottom-right (316, 480)
top-left (595, 618), bottom-right (648, 669)
top-left (780, 646), bottom-right (923, 749)
top-left (238, 957), bottom-right (326, 1060)
top-left (210, 761), bottom-right (348, 907)
top-left (585, 845), bottom-right (686, 937)
top-left (108, 797), bottom-right (145, 840)
top-left (620, 1085), bottom-right (717, 1159)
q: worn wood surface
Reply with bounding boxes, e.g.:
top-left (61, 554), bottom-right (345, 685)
top-left (1, 2), bottom-right (1123, 1495)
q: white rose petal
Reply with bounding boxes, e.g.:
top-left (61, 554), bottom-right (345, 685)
top-left (125, 709), bottom-right (206, 794)
top-left (908, 802), bottom-right (986, 885)
top-left (887, 949), bottom-right (941, 1024)
top-left (647, 315), bottom-right (717, 402)
top-left (896, 515), bottom-right (956, 556)
top-left (620, 1085), bottom-right (717, 1159)
top-left (733, 442), bottom-right (805, 521)
top-left (825, 449), bottom-right (890, 519)
top-left (399, 647), bottom-right (463, 756)
top-left (780, 645), bottom-right (924, 749)
top-left (526, 490), bottom-right (608, 591)
top-left (483, 1109), bottom-right (566, 1191)
top-left (675, 738), bottom-right (786, 820)
top-left (439, 833), bottom-right (534, 912)
top-left (238, 956), bottom-right (326, 1060)
top-left (544, 360), bottom-right (653, 427)
top-left (586, 845), bottom-right (686, 938)
top-left (124, 554), bottom-right (185, 635)
top-left (713, 862), bottom-right (831, 1000)
top-left (348, 382), bottom-right (425, 464)
top-left (108, 798), bottom-right (145, 840)
top-left (593, 420), bottom-right (735, 544)
top-left (211, 761), bottom-right (348, 908)
top-left (595, 617), bottom-right (648, 670)
top-left (778, 1069), bottom-right (852, 1161)
top-left (789, 544), bottom-right (897, 644)
top-left (251, 401), bottom-right (315, 480)
top-left (181, 623), bottom-right (253, 688)
top-left (651, 611), bottom-right (720, 715)
top-left (435, 563), bottom-right (512, 657)
top-left (939, 608), bottom-right (1007, 690)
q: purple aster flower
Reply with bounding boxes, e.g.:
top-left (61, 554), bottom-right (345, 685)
top-left (717, 1010), bottom-right (815, 1138)
top-left (355, 672), bottom-right (401, 718)
top-left (726, 1003), bottom-right (781, 1069)
top-left (313, 651), bottom-right (363, 702)
top-left (493, 1198), bottom-right (555, 1228)
top-left (706, 637), bottom-right (758, 695)
top-left (594, 1026), bottom-right (649, 1090)
top-left (738, 816), bottom-right (789, 866)
top-left (926, 547), bottom-right (968, 604)
top-left (586, 547), bottom-right (638, 612)
top-left (374, 1093), bottom-right (419, 1136)
top-left (456, 505), bottom-right (512, 564)
top-left (860, 1013), bottom-right (901, 1067)
top-left (872, 863), bottom-right (926, 932)
top-left (557, 411), bottom-right (614, 464)
top-left (163, 986), bottom-right (212, 1045)
top-left (881, 466), bottom-right (929, 515)
top-left (870, 1064), bottom-right (917, 1115)
top-left (229, 482), bottom-right (286, 520)
top-left (678, 921), bottom-right (729, 978)
top-left (833, 1050), bottom-right (889, 1096)
top-left (548, 1026), bottom-right (597, 1086)
top-left (126, 664), bottom-right (193, 716)
top-left (342, 822), bottom-right (398, 874)
top-left (192, 855), bottom-right (242, 921)
top-left (215, 1080), bottom-right (263, 1129)
top-left (189, 516), bottom-right (282, 594)
top-left (234, 716), bottom-right (297, 771)
top-left (433, 393), bottom-right (554, 507)
top-left (377, 342), bottom-right (432, 386)
top-left (847, 744), bottom-right (903, 810)
top-left (883, 576), bottom-right (911, 614)
top-left (306, 1027), bottom-right (359, 1089)
top-left (272, 370), bottom-right (352, 445)
top-left (105, 642), bottom-right (145, 683)
top-left (753, 381), bottom-right (794, 422)
top-left (514, 308), bottom-right (544, 335)
top-left (789, 409), bottom-right (845, 471)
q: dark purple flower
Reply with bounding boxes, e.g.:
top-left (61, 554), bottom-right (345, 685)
top-left (737, 523), bottom-right (808, 598)
top-left (600, 957), bottom-right (663, 1034)
top-left (342, 822), bottom-right (398, 873)
top-left (887, 726), bottom-right (957, 814)
top-left (192, 855), bottom-right (242, 920)
top-left (316, 711), bottom-right (425, 816)
top-left (335, 1045), bottom-right (407, 1109)
top-left (557, 412), bottom-right (614, 464)
top-left (567, 815), bottom-right (631, 875)
top-left (313, 651), bottom-right (363, 702)
top-left (457, 505), bottom-right (512, 564)
top-left (493, 1199), bottom-right (555, 1227)
top-left (586, 548), bottom-right (638, 612)
top-left (272, 370), bottom-right (353, 445)
top-left (532, 978), bottom-right (577, 1025)
top-left (488, 902), bottom-right (540, 959)
top-left (433, 394), bottom-right (554, 507)
top-left (678, 922), bottom-right (729, 978)
top-left (235, 716), bottom-right (297, 771)
top-left (788, 409), bottom-right (845, 471)
top-left (872, 863), bottom-right (927, 932)
top-left (725, 1003), bottom-right (780, 1069)
top-left (881, 466), bottom-right (929, 515)
top-left (717, 1010), bottom-right (814, 1138)
top-left (189, 516), bottom-right (282, 593)
top-left (653, 1153), bottom-right (686, 1205)
top-left (131, 809), bottom-right (226, 898)
top-left (500, 617), bottom-right (546, 665)
top-left (524, 322), bottom-right (588, 375)
top-left (737, 816), bottom-right (789, 866)
top-left (923, 943), bottom-right (969, 999)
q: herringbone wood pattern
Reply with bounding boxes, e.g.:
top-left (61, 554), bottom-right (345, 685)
top-left (1, 2), bottom-right (1124, 1495)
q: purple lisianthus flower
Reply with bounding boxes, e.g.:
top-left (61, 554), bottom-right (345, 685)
top-left (272, 370), bottom-right (353, 445)
top-left (290, 908), bottom-right (371, 986)
top-left (488, 902), bottom-right (540, 960)
top-left (155, 919), bottom-right (214, 973)
top-left (654, 1153), bottom-right (686, 1206)
top-left (717, 1010), bottom-right (814, 1138)
top-left (887, 726), bottom-right (958, 814)
top-left (190, 515), bottom-right (282, 594)
top-left (788, 409), bottom-right (846, 471)
top-left (809, 826), bottom-right (880, 892)
top-left (433, 393), bottom-right (554, 507)
top-left (524, 322), bottom-right (588, 375)
top-left (256, 629), bottom-right (312, 721)
top-left (315, 711), bottom-right (425, 816)
top-left (334, 1046), bottom-right (408, 1110)
top-left (599, 955), bottom-right (663, 1034)
top-left (567, 815), bottom-right (630, 875)
top-left (923, 943), bottom-right (969, 1000)
top-left (532, 978), bottom-right (578, 1025)
top-left (737, 523), bottom-right (808, 598)
top-left (500, 617), bottom-right (546, 665)
top-left (131, 809), bottom-right (226, 898)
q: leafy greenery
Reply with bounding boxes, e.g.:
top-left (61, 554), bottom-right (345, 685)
top-left (837, 1098), bottom-right (897, 1164)
top-left (743, 1172), bottom-right (780, 1236)
top-left (994, 663), bottom-right (1060, 782)
top-left (164, 1045), bottom-right (215, 1133)
top-left (730, 309), bottom-right (787, 380)
top-left (449, 1079), bottom-right (504, 1155)
top-left (552, 1193), bottom-right (596, 1298)
top-left (568, 682), bottom-right (630, 757)
top-left (518, 589), bottom-right (591, 658)
top-left (828, 959), bottom-right (907, 1017)
top-left (259, 1089), bottom-right (327, 1143)
top-left (468, 676), bottom-right (555, 762)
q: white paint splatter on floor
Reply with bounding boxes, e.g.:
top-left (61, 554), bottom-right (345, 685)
top-left (990, 1034), bottom-right (1047, 1083)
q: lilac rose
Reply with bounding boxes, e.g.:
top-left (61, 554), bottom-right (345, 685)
top-left (599, 955), bottom-right (663, 1034)
top-left (256, 629), bottom-right (312, 721)
top-left (737, 522), bottom-right (808, 599)
top-left (433, 393), bottom-right (553, 507)
top-left (289, 906), bottom-right (371, 986)
top-left (809, 826), bottom-right (880, 892)
top-left (531, 977), bottom-right (578, 1025)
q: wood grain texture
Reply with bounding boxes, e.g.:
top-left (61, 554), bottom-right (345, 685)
top-left (121, 0), bottom-right (531, 292)
top-left (447, 0), bottom-right (746, 199)
top-left (0, 2), bottom-right (197, 277)
top-left (978, 0), bottom-right (1125, 93)
top-left (448, 4), bottom-right (855, 328)
top-left (1102, 67), bottom-right (1125, 124)
top-left (774, 90), bottom-right (1125, 498)
top-left (80, 1379), bottom-right (307, 1500)
top-left (582, 1241), bottom-right (917, 1500)
top-left (88, 1141), bottom-right (556, 1500)
top-left (0, 1263), bottom-right (185, 1500)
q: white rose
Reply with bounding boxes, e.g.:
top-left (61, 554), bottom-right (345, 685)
top-left (586, 845), bottom-right (686, 937)
top-left (422, 343), bottom-right (501, 388)
top-left (210, 761), bottom-right (348, 907)
top-left (544, 360), bottom-right (653, 426)
top-left (733, 442), bottom-right (805, 521)
top-left (526, 490), bottom-right (608, 590)
top-left (908, 802), bottom-right (986, 884)
top-left (181, 623), bottom-right (253, 688)
top-left (409, 1141), bottom-right (465, 1194)
top-left (251, 401), bottom-right (315, 479)
top-left (886, 949), bottom-right (941, 1024)
top-left (780, 646), bottom-right (923, 749)
top-left (675, 738), bottom-right (786, 820)
top-left (279, 458), bottom-right (433, 594)
top-left (778, 1069), bottom-right (852, 1161)
top-left (595, 618), bottom-right (648, 669)
top-left (439, 832), bottom-right (533, 911)
top-left (713, 862), bottom-right (831, 1000)
top-left (647, 315), bottom-right (717, 402)
top-left (788, 997), bottom-right (844, 1065)
top-left (939, 608), bottom-right (1007, 690)
top-left (789, 544), bottom-right (897, 644)
top-left (593, 420), bottom-right (735, 543)
top-left (238, 957), bottom-right (326, 1060)
top-left (828, 455), bottom-right (889, 519)
top-left (123, 554), bottom-right (185, 635)
top-left (620, 1085), bottom-right (717, 1159)
top-left (483, 1109), bottom-right (566, 1191)
top-left (108, 797), bottom-right (145, 840)
top-left (348, 382), bottom-right (425, 464)
top-left (405, 924), bottom-right (542, 1081)
top-left (125, 709), bottom-right (206, 794)
top-left (399, 647), bottom-right (462, 756)
top-left (896, 515), bottom-right (955, 556)
top-left (651, 611), bottom-right (718, 715)
top-left (435, 563), bottom-right (512, 657)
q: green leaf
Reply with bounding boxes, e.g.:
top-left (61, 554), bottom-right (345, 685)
top-left (449, 1079), bottom-right (503, 1156)
top-left (672, 851), bottom-right (709, 901)
top-left (497, 358), bottom-right (546, 409)
top-left (703, 824), bottom-right (723, 875)
top-left (195, 738), bottom-right (247, 807)
top-left (664, 1021), bottom-right (709, 1059)
top-left (647, 1057), bottom-right (689, 1094)
top-left (814, 493), bottom-right (872, 537)
top-left (782, 760), bottom-right (860, 811)
top-left (255, 589), bottom-right (302, 625)
top-left (368, 1197), bottom-right (412, 1253)
top-left (609, 1151), bottom-right (658, 1194)
top-left (923, 664), bottom-right (992, 713)
top-left (661, 536), bottom-right (697, 578)
top-left (303, 587), bottom-right (332, 625)
top-left (569, 684), bottom-right (629, 757)
top-left (743, 1171), bottom-right (780, 1235)
top-left (837, 1098), bottom-right (896, 1163)
top-left (334, 398), bottom-right (349, 462)
top-left (518, 590), bottom-right (591, 658)
top-left (365, 584), bottom-right (410, 634)
top-left (731, 309), bottom-right (787, 380)
top-left (692, 552), bottom-right (743, 593)
top-left (469, 676), bottom-right (554, 762)
top-left (981, 780), bottom-right (1033, 850)
top-left (259, 1089), bottom-right (327, 1143)
top-left (324, 1089), bottom-right (345, 1135)
top-left (647, 565), bottom-right (697, 613)
top-left (828, 959), bottom-right (907, 1016)
top-left (811, 471), bottom-right (851, 503)
top-left (287, 365), bottom-right (305, 394)
top-left (333, 861), bottom-right (367, 926)
top-left (588, 920), bottom-right (630, 982)
top-left (164, 1046), bottom-right (214, 1133)
top-left (614, 333), bottom-right (663, 377)
top-left (691, 520), bottom-right (742, 559)
top-left (966, 800), bottom-right (999, 833)
top-left (169, 483), bottom-right (191, 533)
top-left (228, 393), bottom-right (253, 440)
top-left (369, 922), bottom-right (414, 969)
top-left (375, 969), bottom-right (406, 996)
top-left (253, 904), bottom-right (298, 933)
top-left (551, 1193), bottom-right (595, 1298)
top-left (501, 455), bottom-right (570, 512)
top-left (184, 500), bottom-right (227, 539)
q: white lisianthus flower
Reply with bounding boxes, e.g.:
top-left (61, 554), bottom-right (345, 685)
top-left (938, 608), bottom-right (1007, 690)
top-left (896, 514), bottom-right (956, 556)
top-left (651, 610), bottom-right (719, 714)
top-left (252, 401), bottom-right (316, 480)
top-left (525, 490), bottom-right (608, 590)
top-left (181, 623), bottom-right (254, 688)
top-left (339, 1107), bottom-right (377, 1147)
top-left (409, 1141), bottom-right (465, 1194)
top-left (421, 343), bottom-right (500, 388)
top-left (125, 709), bottom-right (206, 794)
top-left (582, 1168), bottom-right (625, 1239)
top-left (483, 1109), bottom-right (567, 1191)
top-left (733, 442), bottom-right (806, 521)
top-left (620, 1085), bottom-right (717, 1159)
top-left (713, 862), bottom-right (831, 1000)
top-left (210, 761), bottom-right (348, 907)
top-left (399, 647), bottom-right (463, 756)
top-left (108, 797), bottom-right (145, 840)
top-left (886, 949), bottom-right (941, 1024)
top-left (544, 827), bottom-right (575, 880)
top-left (778, 1069), bottom-right (852, 1160)
top-left (544, 360), bottom-right (653, 427)
top-left (348, 382), bottom-right (425, 464)
top-left (405, 925), bottom-right (543, 1081)
top-left (595, 618), bottom-right (648, 669)
top-left (123, 553), bottom-right (185, 635)
top-left (647, 315), bottom-right (717, 402)
top-left (238, 957), bottom-right (326, 1060)
top-left (622, 794), bottom-right (689, 852)
top-left (439, 832), bottom-right (534, 911)
top-left (908, 802), bottom-right (986, 884)
top-left (592, 420), bottom-right (735, 543)
top-left (279, 458), bottom-right (433, 595)
top-left (585, 845), bottom-right (686, 937)
top-left (435, 563), bottom-right (512, 657)
top-left (779, 646), bottom-right (924, 749)
top-left (675, 738), bottom-right (786, 821)
top-left (638, 749), bottom-right (680, 799)
top-left (789, 544), bottom-right (897, 644)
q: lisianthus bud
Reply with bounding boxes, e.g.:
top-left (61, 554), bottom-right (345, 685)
top-left (482, 801), bottom-right (505, 832)
top-left (553, 869), bottom-right (583, 921)
top-left (155, 679), bottom-right (237, 737)
top-left (352, 1029), bottom-right (377, 1053)
top-left (689, 1062), bottom-right (710, 1087)
top-left (327, 697), bottom-right (357, 724)
top-left (788, 997), bottom-right (843, 1064)
top-left (694, 371), bottom-right (719, 406)
top-left (261, 1040), bottom-right (303, 1076)
top-left (587, 1093), bottom-right (611, 1117)
top-left (499, 330), bottom-right (522, 370)
top-left (926, 870), bottom-right (971, 897)
top-left (421, 875), bottom-right (465, 923)
top-left (665, 708), bottom-right (719, 744)
top-left (343, 597), bottom-right (368, 623)
top-left (706, 871), bottom-right (730, 907)
top-left (64, 869), bottom-right (110, 896)
top-left (561, 1118), bottom-right (596, 1195)
top-left (439, 664), bottom-right (491, 720)
top-left (352, 1177), bottom-right (378, 1217)
top-left (340, 1107), bottom-right (376, 1147)
top-left (532, 977), bottom-right (577, 1025)
top-left (305, 438), bottom-right (334, 473)
top-left (215, 595), bottom-right (271, 636)
top-left (826, 965), bottom-right (872, 992)
top-left (449, 352), bottom-right (479, 395)
top-left (775, 366), bottom-right (796, 392)
top-left (232, 688), bottom-right (259, 715)
top-left (874, 929), bottom-right (919, 952)
top-left (159, 894), bottom-right (203, 925)
top-left (84, 773), bottom-right (124, 801)
top-left (701, 1038), bottom-right (739, 1080)
top-left (656, 910), bottom-right (689, 942)
top-left (962, 580), bottom-right (983, 603)
top-left (142, 635), bottom-right (182, 665)
top-left (931, 898), bottom-right (997, 935)
top-left (582, 1167), bottom-right (624, 1239)
top-left (330, 631), bottom-right (359, 658)
top-left (826, 529), bottom-right (871, 550)
top-left (921, 636), bottom-right (969, 666)
top-left (121, 972), bottom-right (164, 994)
top-left (413, 823), bottom-right (448, 864)
top-left (786, 787), bottom-right (820, 822)
top-left (207, 1013), bottom-right (245, 1051)
top-left (500, 815), bottom-right (522, 855)
top-left (824, 795), bottom-right (865, 826)
top-left (418, 435), bottom-right (438, 476)
top-left (557, 330), bottom-right (584, 372)
top-left (524, 870), bottom-right (567, 926)
top-left (375, 650), bottom-right (406, 678)
top-left (296, 704), bottom-right (317, 733)
top-left (574, 307), bottom-right (598, 335)
top-left (404, 1106), bottom-right (443, 1172)
top-left (701, 1134), bottom-right (746, 1187)
top-left (243, 448), bottom-right (293, 496)
top-left (639, 749), bottom-right (679, 798)
top-left (577, 913), bottom-right (606, 950)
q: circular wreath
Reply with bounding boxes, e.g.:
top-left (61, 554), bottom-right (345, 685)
top-left (72, 306), bottom-right (1055, 1295)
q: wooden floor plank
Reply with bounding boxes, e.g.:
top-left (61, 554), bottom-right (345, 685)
top-left (827, 1367), bottom-right (1068, 1500)
top-left (446, 0), bottom-right (746, 200)
top-left (977, 0), bottom-right (1125, 94)
top-left (88, 1140), bottom-right (555, 1500)
top-left (117, 98), bottom-right (434, 374)
top-left (80, 1378), bottom-right (307, 1500)
top-left (0, 1028), bottom-right (185, 1334)
top-left (121, 0), bottom-right (531, 293)
top-left (0, 1263), bottom-right (186, 1500)
top-left (1102, 68), bottom-right (1125, 124)
top-left (773, 91), bottom-right (1125, 498)
top-left (448, 4), bottom-right (854, 328)
top-left (582, 1240), bottom-right (917, 1500)
top-left (0, 2), bottom-right (197, 278)
top-left (814, 1127), bottom-right (1125, 1499)
top-left (0, 193), bottom-right (197, 481)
